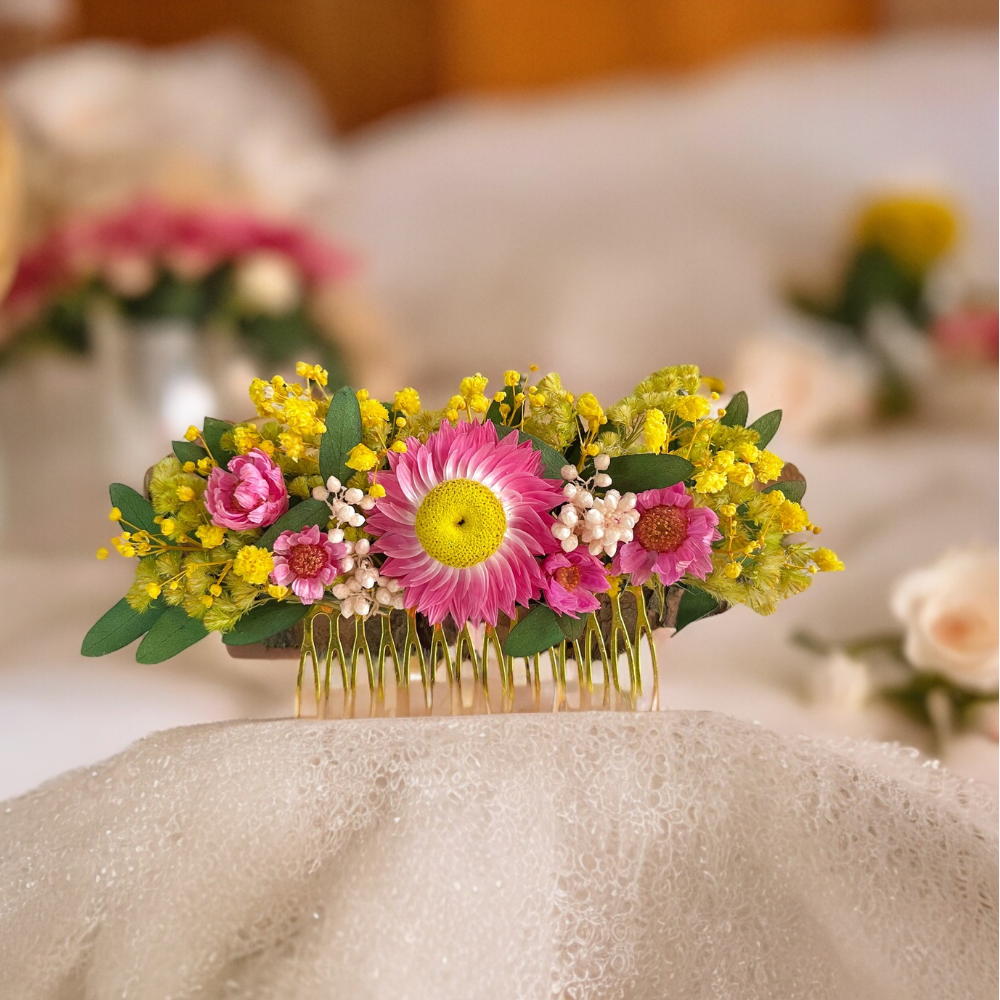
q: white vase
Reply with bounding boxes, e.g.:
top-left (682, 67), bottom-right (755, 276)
top-left (90, 307), bottom-right (221, 486)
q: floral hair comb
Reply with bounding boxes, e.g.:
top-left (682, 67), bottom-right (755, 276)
top-left (83, 362), bottom-right (843, 716)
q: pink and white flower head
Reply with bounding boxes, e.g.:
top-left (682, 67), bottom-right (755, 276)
top-left (365, 420), bottom-right (563, 626)
top-left (611, 484), bottom-right (720, 587)
top-left (540, 549), bottom-right (609, 617)
top-left (204, 448), bottom-right (289, 530)
top-left (271, 525), bottom-right (346, 604)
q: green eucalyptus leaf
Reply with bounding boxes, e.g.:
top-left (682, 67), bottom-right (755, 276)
top-left (748, 409), bottom-right (782, 448)
top-left (486, 384), bottom-right (520, 425)
top-left (135, 607), bottom-right (209, 664)
top-left (258, 498), bottom-right (331, 550)
top-left (319, 385), bottom-right (363, 483)
top-left (223, 601), bottom-right (310, 646)
top-left (674, 587), bottom-right (722, 633)
top-left (503, 605), bottom-right (566, 657)
top-left (109, 483), bottom-right (160, 536)
top-left (202, 417), bottom-right (236, 465)
top-left (557, 612), bottom-right (588, 642)
top-left (81, 598), bottom-right (165, 656)
top-left (494, 425), bottom-right (567, 480)
top-left (172, 440), bottom-right (207, 464)
top-left (761, 479), bottom-right (807, 504)
top-left (605, 454), bottom-right (694, 494)
top-left (720, 390), bottom-right (749, 428)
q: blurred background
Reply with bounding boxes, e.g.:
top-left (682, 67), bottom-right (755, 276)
top-left (0, 0), bottom-right (996, 797)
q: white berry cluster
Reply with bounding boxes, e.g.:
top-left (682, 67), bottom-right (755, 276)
top-left (312, 477), bottom-right (406, 618)
top-left (311, 477), bottom-right (374, 526)
top-left (331, 537), bottom-right (406, 618)
top-left (550, 454), bottom-right (639, 558)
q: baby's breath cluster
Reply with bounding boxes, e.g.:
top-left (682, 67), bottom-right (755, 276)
top-left (552, 455), bottom-right (640, 558)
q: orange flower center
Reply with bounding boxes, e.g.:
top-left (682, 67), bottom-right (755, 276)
top-left (553, 565), bottom-right (582, 592)
top-left (634, 505), bottom-right (688, 553)
top-left (287, 543), bottom-right (327, 579)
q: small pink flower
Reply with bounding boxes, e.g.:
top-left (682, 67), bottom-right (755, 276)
top-left (204, 448), bottom-right (289, 530)
top-left (271, 525), bottom-right (345, 604)
top-left (611, 484), bottom-right (720, 587)
top-left (540, 549), bottom-right (609, 616)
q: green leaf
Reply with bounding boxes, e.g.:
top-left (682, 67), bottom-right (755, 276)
top-left (720, 390), bottom-right (749, 427)
top-left (319, 385), bottom-right (363, 483)
top-left (748, 409), bottom-right (782, 448)
top-left (503, 605), bottom-right (566, 657)
top-left (81, 598), bottom-right (165, 656)
top-left (674, 587), bottom-right (722, 633)
top-left (557, 612), bottom-right (588, 642)
top-left (109, 483), bottom-right (160, 536)
top-left (605, 454), bottom-right (694, 493)
top-left (172, 440), bottom-right (207, 464)
top-left (494, 425), bottom-right (567, 480)
top-left (135, 607), bottom-right (209, 664)
top-left (258, 498), bottom-right (331, 550)
top-left (762, 479), bottom-right (807, 504)
top-left (202, 417), bottom-right (236, 465)
top-left (486, 385), bottom-right (517, 425)
top-left (223, 601), bottom-right (310, 646)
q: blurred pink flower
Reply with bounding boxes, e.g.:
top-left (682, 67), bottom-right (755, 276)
top-left (2, 196), bottom-right (357, 318)
top-left (204, 447), bottom-right (289, 530)
top-left (934, 309), bottom-right (999, 363)
top-left (271, 524), bottom-right (345, 604)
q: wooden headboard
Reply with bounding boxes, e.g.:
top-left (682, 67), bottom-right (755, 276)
top-left (65, 0), bottom-right (878, 130)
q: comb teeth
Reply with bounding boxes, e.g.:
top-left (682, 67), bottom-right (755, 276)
top-left (291, 585), bottom-right (667, 718)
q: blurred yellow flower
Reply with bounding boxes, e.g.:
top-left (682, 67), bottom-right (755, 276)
top-left (856, 195), bottom-right (958, 273)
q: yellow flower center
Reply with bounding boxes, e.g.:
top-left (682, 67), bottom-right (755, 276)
top-left (414, 479), bottom-right (507, 568)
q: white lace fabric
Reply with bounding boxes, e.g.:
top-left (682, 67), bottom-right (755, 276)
top-left (1, 711), bottom-right (995, 998)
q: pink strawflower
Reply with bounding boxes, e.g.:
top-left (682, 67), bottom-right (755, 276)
top-left (540, 549), bottom-right (609, 616)
top-left (611, 484), bottom-right (720, 587)
top-left (204, 448), bottom-right (289, 530)
top-left (271, 524), bottom-right (345, 604)
top-left (365, 420), bottom-right (563, 626)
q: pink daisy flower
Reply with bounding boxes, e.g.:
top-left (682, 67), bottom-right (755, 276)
top-left (611, 484), bottom-right (720, 587)
top-left (365, 420), bottom-right (563, 626)
top-left (271, 525), bottom-right (346, 604)
top-left (540, 549), bottom-right (609, 617)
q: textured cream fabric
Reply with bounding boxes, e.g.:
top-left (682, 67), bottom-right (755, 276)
top-left (1, 712), bottom-right (996, 998)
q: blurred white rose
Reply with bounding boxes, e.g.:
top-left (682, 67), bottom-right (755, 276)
top-left (891, 550), bottom-right (999, 692)
top-left (729, 314), bottom-right (878, 441)
top-left (806, 652), bottom-right (872, 712)
top-left (233, 252), bottom-right (302, 315)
